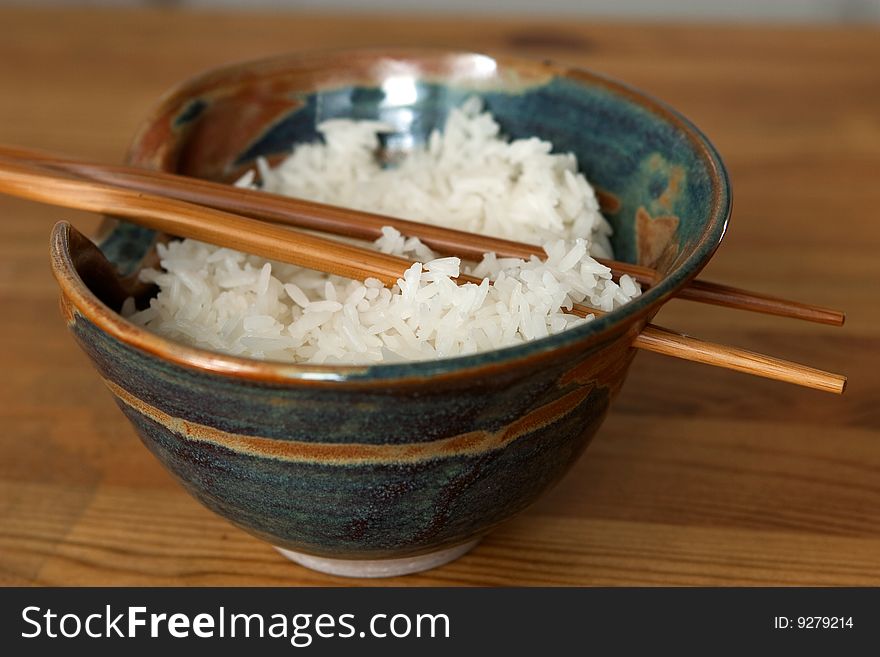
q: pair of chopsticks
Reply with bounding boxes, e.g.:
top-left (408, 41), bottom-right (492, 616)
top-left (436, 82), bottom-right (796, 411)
top-left (0, 145), bottom-right (846, 393)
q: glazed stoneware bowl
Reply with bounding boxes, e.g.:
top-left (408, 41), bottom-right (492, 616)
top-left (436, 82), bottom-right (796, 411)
top-left (50, 49), bottom-right (730, 577)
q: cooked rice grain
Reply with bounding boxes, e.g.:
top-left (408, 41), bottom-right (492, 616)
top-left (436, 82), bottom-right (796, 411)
top-left (126, 100), bottom-right (640, 364)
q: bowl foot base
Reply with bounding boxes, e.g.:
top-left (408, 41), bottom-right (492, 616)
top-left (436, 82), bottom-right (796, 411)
top-left (274, 539), bottom-right (481, 578)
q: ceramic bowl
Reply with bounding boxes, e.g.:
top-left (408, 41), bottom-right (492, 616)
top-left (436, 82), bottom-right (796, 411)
top-left (49, 49), bottom-right (730, 577)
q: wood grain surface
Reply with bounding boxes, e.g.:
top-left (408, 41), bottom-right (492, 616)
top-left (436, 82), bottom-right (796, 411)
top-left (0, 7), bottom-right (877, 586)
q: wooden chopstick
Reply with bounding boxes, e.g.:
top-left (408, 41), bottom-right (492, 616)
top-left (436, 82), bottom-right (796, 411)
top-left (0, 155), bottom-right (846, 393)
top-left (0, 144), bottom-right (846, 327)
top-left (631, 325), bottom-right (846, 394)
top-left (0, 157), bottom-right (412, 286)
top-left (675, 279), bottom-right (846, 326)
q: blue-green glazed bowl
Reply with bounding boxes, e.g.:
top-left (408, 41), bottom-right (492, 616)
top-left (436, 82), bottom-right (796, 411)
top-left (50, 49), bottom-right (730, 577)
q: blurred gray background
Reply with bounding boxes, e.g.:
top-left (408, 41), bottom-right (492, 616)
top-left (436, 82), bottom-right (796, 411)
top-left (8, 0), bottom-right (880, 22)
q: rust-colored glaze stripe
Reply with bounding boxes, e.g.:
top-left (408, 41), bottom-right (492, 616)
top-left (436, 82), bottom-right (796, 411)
top-left (103, 378), bottom-right (594, 465)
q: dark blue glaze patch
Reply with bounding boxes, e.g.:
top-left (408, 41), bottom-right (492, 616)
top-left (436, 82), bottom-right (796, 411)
top-left (174, 98), bottom-right (208, 127)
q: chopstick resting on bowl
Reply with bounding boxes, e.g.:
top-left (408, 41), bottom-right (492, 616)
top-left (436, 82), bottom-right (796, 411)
top-left (0, 153), bottom-right (846, 394)
top-left (0, 144), bottom-right (845, 327)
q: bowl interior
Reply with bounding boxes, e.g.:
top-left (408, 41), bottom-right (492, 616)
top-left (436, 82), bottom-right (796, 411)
top-left (84, 49), bottom-right (729, 379)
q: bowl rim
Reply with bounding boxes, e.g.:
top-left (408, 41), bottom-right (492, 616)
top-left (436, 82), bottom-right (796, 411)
top-left (51, 48), bottom-right (731, 385)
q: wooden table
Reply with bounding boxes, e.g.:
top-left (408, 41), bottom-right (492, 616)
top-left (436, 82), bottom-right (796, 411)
top-left (1, 7), bottom-right (877, 586)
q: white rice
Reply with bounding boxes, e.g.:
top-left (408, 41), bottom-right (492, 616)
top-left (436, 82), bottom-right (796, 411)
top-left (125, 99), bottom-right (640, 365)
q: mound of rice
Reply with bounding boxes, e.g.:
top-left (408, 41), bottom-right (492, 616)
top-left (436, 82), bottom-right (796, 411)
top-left (124, 99), bottom-right (640, 365)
